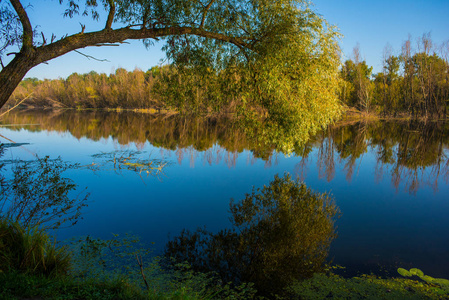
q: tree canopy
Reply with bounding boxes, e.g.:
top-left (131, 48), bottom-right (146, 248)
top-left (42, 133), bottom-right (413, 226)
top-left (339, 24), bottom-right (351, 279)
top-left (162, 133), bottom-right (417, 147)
top-left (0, 0), bottom-right (342, 150)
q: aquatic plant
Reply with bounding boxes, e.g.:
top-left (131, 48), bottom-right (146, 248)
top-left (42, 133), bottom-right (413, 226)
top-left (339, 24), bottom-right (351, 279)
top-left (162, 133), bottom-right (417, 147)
top-left (290, 272), bottom-right (448, 299)
top-left (398, 268), bottom-right (449, 291)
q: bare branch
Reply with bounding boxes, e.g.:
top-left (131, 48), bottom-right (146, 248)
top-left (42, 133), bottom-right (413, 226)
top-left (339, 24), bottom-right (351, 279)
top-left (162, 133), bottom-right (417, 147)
top-left (41, 32), bottom-right (46, 46)
top-left (94, 43), bottom-right (121, 47)
top-left (0, 93), bottom-right (33, 119)
top-left (9, 0), bottom-right (33, 49)
top-left (74, 50), bottom-right (110, 62)
top-left (200, 0), bottom-right (216, 29)
top-left (136, 254), bottom-right (150, 291)
top-left (80, 23), bottom-right (86, 34)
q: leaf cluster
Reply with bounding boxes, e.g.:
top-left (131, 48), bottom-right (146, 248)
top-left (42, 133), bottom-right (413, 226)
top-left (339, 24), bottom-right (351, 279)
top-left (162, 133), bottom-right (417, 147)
top-left (0, 1), bottom-right (22, 56)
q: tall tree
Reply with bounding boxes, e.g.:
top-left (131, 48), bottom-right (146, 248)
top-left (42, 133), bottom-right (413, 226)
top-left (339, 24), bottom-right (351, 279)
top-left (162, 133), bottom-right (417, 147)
top-left (352, 44), bottom-right (373, 111)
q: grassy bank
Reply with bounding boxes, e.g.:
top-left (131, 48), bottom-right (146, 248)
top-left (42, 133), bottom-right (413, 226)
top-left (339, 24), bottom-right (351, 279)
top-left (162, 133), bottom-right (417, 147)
top-left (339, 106), bottom-right (449, 123)
top-left (2, 266), bottom-right (449, 299)
top-left (1, 218), bottom-right (447, 300)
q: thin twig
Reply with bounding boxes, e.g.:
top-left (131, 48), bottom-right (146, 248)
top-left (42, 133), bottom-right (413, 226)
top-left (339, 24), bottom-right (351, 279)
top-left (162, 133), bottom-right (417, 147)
top-left (41, 32), bottom-right (46, 45)
top-left (136, 254), bottom-right (150, 291)
top-left (0, 93), bottom-right (33, 119)
top-left (74, 50), bottom-right (110, 62)
top-left (0, 133), bottom-right (37, 157)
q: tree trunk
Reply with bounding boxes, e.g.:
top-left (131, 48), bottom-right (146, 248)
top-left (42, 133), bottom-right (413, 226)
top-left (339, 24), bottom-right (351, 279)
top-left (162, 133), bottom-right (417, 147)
top-left (0, 53), bottom-right (36, 109)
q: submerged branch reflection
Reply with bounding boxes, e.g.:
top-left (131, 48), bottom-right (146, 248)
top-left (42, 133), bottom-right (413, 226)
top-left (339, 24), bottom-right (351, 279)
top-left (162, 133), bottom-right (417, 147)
top-left (298, 121), bottom-right (449, 194)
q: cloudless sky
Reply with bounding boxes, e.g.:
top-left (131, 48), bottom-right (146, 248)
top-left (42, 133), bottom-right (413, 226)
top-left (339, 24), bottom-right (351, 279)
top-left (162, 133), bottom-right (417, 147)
top-left (21, 0), bottom-right (449, 79)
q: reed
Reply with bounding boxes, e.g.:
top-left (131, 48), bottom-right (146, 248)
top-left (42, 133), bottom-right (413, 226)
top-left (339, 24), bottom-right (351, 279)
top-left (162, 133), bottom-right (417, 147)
top-left (0, 218), bottom-right (71, 277)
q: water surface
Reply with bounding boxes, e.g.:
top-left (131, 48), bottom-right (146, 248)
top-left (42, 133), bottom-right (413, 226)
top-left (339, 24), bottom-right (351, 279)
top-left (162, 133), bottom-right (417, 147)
top-left (1, 110), bottom-right (448, 278)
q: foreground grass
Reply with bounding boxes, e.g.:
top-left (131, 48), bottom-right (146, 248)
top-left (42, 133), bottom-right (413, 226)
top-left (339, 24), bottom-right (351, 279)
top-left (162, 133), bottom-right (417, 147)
top-left (0, 270), bottom-right (223, 300)
top-left (0, 270), bottom-right (146, 300)
top-left (1, 213), bottom-right (448, 299)
top-left (2, 270), bottom-right (449, 300)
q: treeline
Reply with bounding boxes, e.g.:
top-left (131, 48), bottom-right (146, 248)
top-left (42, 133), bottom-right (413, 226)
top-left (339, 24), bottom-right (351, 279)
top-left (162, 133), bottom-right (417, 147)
top-left (9, 33), bottom-right (449, 120)
top-left (340, 34), bottom-right (449, 118)
top-left (10, 65), bottom-right (243, 114)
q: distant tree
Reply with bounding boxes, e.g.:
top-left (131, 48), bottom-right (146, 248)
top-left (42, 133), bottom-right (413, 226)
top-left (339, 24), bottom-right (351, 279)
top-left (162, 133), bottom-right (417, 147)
top-left (339, 46), bottom-right (373, 111)
top-left (373, 49), bottom-right (401, 115)
top-left (339, 59), bottom-right (357, 106)
top-left (352, 45), bottom-right (373, 111)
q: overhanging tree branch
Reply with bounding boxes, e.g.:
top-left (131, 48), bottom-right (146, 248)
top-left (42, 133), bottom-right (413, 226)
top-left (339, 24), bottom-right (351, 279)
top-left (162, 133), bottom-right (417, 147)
top-left (34, 26), bottom-right (254, 65)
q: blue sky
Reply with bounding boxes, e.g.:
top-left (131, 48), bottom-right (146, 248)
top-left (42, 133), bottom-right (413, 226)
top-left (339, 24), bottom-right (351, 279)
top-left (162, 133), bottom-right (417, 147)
top-left (22, 0), bottom-right (449, 79)
top-left (312, 0), bottom-right (449, 71)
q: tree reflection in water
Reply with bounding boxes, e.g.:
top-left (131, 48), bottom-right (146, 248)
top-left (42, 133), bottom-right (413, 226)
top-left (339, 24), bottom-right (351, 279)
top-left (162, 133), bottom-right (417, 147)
top-left (164, 174), bottom-right (340, 296)
top-left (2, 110), bottom-right (449, 193)
top-left (296, 120), bottom-right (449, 194)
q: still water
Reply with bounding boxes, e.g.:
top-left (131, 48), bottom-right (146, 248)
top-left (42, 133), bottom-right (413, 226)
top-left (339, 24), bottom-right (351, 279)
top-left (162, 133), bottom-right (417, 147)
top-left (1, 110), bottom-right (449, 278)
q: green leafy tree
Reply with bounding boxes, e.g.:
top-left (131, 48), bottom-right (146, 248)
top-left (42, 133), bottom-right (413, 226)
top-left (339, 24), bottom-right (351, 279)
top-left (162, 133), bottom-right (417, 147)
top-left (0, 0), bottom-right (342, 150)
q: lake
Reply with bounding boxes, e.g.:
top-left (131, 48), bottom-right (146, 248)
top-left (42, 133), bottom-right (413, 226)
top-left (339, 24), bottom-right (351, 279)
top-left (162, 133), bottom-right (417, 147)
top-left (1, 109), bottom-right (449, 279)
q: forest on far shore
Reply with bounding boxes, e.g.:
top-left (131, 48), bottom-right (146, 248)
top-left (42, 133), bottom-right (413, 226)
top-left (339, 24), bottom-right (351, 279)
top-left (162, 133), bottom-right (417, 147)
top-left (9, 33), bottom-right (449, 119)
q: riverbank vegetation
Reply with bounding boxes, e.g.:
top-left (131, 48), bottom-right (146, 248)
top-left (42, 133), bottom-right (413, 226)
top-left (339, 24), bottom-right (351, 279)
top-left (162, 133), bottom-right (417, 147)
top-left (1, 217), bottom-right (448, 299)
top-left (6, 34), bottom-right (449, 124)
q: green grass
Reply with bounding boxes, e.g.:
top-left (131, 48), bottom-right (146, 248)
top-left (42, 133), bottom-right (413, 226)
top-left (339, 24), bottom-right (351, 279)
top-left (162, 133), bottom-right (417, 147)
top-left (0, 270), bottom-right (146, 300)
top-left (0, 219), bottom-right (70, 277)
top-left (3, 269), bottom-right (448, 300)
